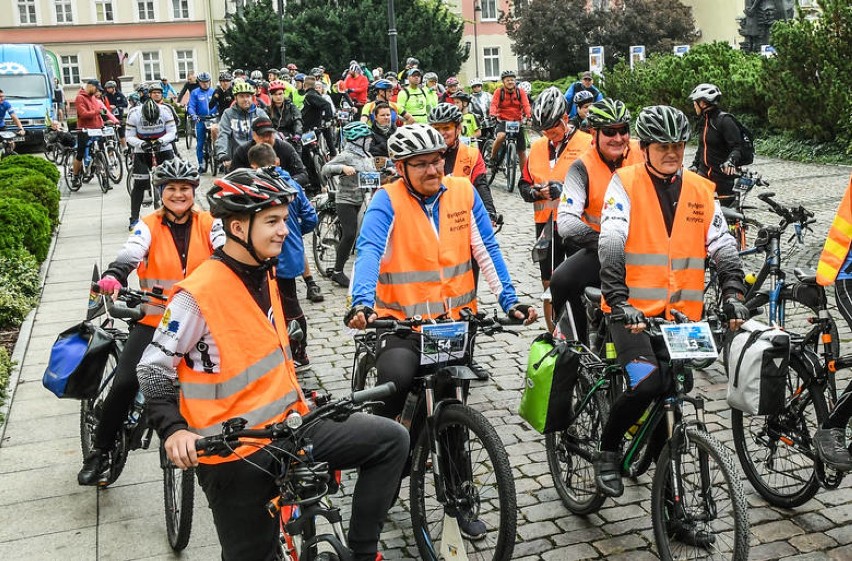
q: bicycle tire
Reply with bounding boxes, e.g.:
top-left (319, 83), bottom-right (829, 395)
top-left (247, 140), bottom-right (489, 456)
top-left (545, 362), bottom-right (608, 515)
top-left (351, 348), bottom-right (377, 392)
top-left (651, 427), bottom-right (749, 561)
top-left (161, 443), bottom-right (195, 551)
top-left (504, 142), bottom-right (517, 193)
top-left (312, 210), bottom-right (340, 278)
top-left (95, 152), bottom-right (110, 193)
top-left (46, 143), bottom-right (60, 163)
top-left (410, 403), bottom-right (516, 561)
top-left (64, 157), bottom-right (81, 192)
top-left (185, 118), bottom-right (194, 150)
top-left (730, 351), bottom-right (828, 508)
top-left (106, 145), bottom-right (124, 184)
top-left (693, 268), bottom-right (724, 369)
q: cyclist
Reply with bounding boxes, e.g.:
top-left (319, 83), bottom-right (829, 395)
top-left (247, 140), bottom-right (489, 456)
top-left (489, 70), bottom-right (532, 172)
top-left (77, 158), bottom-right (222, 486)
top-left (468, 77), bottom-right (492, 122)
top-left (233, 68), bottom-right (246, 81)
top-left (159, 76), bottom-right (178, 101)
top-left (399, 56), bottom-right (420, 81)
top-left (360, 79), bottom-right (414, 125)
top-left (103, 81), bottom-right (128, 149)
top-left (176, 71), bottom-right (199, 105)
top-left (291, 73), bottom-right (308, 109)
top-left (563, 71), bottom-right (603, 118)
top-left (569, 89), bottom-right (595, 133)
top-left (70, 79), bottom-right (104, 189)
top-left (342, 62), bottom-right (369, 110)
top-left (137, 167), bottom-right (408, 561)
top-left (397, 68), bottom-right (432, 124)
top-left (439, 76), bottom-right (461, 104)
top-left (267, 80), bottom-right (303, 138)
top-left (550, 98), bottom-right (643, 343)
top-left (125, 97), bottom-right (177, 230)
top-left (594, 105), bottom-right (748, 499)
top-left (518, 87), bottom-right (592, 332)
top-left (367, 102), bottom-right (396, 158)
top-left (813, 174), bottom-right (852, 471)
top-left (286, 62), bottom-right (298, 78)
top-left (230, 118), bottom-right (309, 189)
top-left (321, 122), bottom-right (378, 287)
top-left (688, 83), bottom-right (745, 207)
top-left (301, 74), bottom-right (336, 160)
top-left (207, 71), bottom-right (234, 151)
top-left (186, 72), bottom-right (215, 173)
top-left (215, 80), bottom-right (269, 172)
top-left (423, 72), bottom-right (444, 99)
top-left (450, 92), bottom-right (480, 140)
top-left (267, 67), bottom-right (280, 82)
top-left (147, 82), bottom-right (181, 154)
top-left (249, 69), bottom-right (264, 87)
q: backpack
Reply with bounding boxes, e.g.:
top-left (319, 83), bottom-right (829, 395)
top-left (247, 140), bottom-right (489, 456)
top-left (715, 112), bottom-right (755, 166)
top-left (518, 333), bottom-right (581, 434)
top-left (724, 319), bottom-right (789, 415)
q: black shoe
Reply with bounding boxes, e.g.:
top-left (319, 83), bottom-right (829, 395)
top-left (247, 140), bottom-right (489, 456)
top-left (306, 283), bottom-right (324, 303)
top-left (71, 175), bottom-right (82, 188)
top-left (670, 519), bottom-right (716, 549)
top-left (128, 217), bottom-right (139, 232)
top-left (469, 360), bottom-right (489, 381)
top-left (594, 450), bottom-right (623, 497)
top-left (814, 427), bottom-right (852, 471)
top-left (455, 511), bottom-right (487, 540)
top-left (331, 271), bottom-right (350, 288)
top-left (294, 353), bottom-right (311, 372)
top-left (78, 450), bottom-right (110, 486)
top-left (198, 164), bottom-right (206, 174)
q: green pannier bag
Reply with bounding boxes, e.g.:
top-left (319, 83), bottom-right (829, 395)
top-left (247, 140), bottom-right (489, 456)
top-left (518, 333), bottom-right (580, 434)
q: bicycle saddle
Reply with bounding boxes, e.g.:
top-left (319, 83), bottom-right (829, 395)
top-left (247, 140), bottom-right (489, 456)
top-left (721, 206), bottom-right (744, 222)
top-left (583, 287), bottom-right (602, 308)
top-left (793, 267), bottom-right (818, 284)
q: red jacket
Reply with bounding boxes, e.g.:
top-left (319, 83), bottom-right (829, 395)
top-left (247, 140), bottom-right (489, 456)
top-left (489, 86), bottom-right (531, 122)
top-left (74, 89), bottom-right (103, 129)
top-left (343, 74), bottom-right (369, 105)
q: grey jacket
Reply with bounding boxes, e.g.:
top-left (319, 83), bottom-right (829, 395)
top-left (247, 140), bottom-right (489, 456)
top-left (215, 104), bottom-right (269, 161)
top-left (321, 142), bottom-right (376, 206)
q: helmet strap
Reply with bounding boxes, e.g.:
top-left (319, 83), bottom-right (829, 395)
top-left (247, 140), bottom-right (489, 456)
top-left (642, 147), bottom-right (678, 182)
top-left (225, 214), bottom-right (269, 266)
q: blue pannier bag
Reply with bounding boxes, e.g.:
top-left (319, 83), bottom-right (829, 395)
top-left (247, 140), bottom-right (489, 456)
top-left (43, 321), bottom-right (112, 399)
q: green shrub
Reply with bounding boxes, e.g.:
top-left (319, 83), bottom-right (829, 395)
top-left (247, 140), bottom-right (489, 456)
top-left (0, 198), bottom-right (52, 262)
top-left (0, 154), bottom-right (60, 185)
top-left (0, 249), bottom-right (40, 299)
top-left (0, 170), bottom-right (60, 226)
top-left (0, 346), bottom-right (14, 424)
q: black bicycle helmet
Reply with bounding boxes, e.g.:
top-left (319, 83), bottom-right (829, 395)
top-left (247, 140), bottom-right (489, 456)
top-left (531, 87), bottom-right (568, 130)
top-left (207, 168), bottom-right (296, 218)
top-left (586, 98), bottom-right (630, 129)
top-left (153, 158), bottom-right (200, 188)
top-left (451, 91), bottom-right (471, 104)
top-left (267, 68), bottom-right (280, 77)
top-left (635, 105), bottom-right (691, 144)
top-left (219, 71), bottom-right (233, 82)
top-left (428, 103), bottom-right (463, 125)
top-left (141, 99), bottom-right (160, 125)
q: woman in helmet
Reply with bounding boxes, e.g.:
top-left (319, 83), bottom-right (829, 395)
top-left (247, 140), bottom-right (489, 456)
top-left (593, 106), bottom-right (746, 499)
top-left (76, 158), bottom-right (223, 487)
top-left (570, 90), bottom-right (595, 132)
top-left (439, 76), bottom-right (461, 104)
top-left (320, 121), bottom-right (378, 287)
top-left (267, 80), bottom-right (303, 138)
top-left (468, 77), bottom-right (492, 121)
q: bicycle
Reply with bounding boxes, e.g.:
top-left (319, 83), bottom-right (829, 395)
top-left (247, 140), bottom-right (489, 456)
top-left (63, 128), bottom-right (111, 193)
top-left (184, 111), bottom-right (195, 150)
top-left (546, 295), bottom-right (750, 560)
top-left (102, 125), bottom-right (125, 185)
top-left (0, 129), bottom-right (21, 160)
top-left (486, 120), bottom-right (521, 193)
top-left (353, 309), bottom-right (518, 561)
top-left (195, 382), bottom-right (398, 561)
top-left (82, 276), bottom-right (195, 551)
top-left (719, 170), bottom-right (767, 268)
top-left (125, 141), bottom-right (166, 210)
top-left (196, 115), bottom-right (217, 176)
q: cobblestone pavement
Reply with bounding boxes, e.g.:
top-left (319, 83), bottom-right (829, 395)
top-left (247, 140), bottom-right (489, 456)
top-left (1, 149), bottom-right (851, 560)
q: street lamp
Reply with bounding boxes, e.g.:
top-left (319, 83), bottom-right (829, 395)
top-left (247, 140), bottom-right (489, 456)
top-left (277, 0), bottom-right (286, 66)
top-left (388, 0), bottom-right (399, 74)
top-left (473, 1), bottom-right (481, 78)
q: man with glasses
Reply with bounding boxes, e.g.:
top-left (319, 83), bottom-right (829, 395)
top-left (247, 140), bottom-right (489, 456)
top-left (187, 72), bottom-right (216, 173)
top-left (563, 71), bottom-right (603, 119)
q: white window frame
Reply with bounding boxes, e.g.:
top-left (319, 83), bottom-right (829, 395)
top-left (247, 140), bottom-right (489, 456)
top-left (60, 54), bottom-right (81, 87)
top-left (173, 49), bottom-right (196, 81)
top-left (483, 46), bottom-right (501, 80)
top-left (17, 0), bottom-right (38, 25)
top-left (93, 0), bottom-right (116, 24)
top-left (141, 51), bottom-right (163, 82)
top-left (53, 0), bottom-right (75, 25)
top-left (171, 0), bottom-right (192, 20)
top-left (480, 0), bottom-right (498, 22)
top-left (135, 0), bottom-right (157, 22)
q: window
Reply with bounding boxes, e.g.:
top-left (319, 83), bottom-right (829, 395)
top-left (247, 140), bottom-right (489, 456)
top-left (61, 55), bottom-right (80, 86)
top-left (480, 0), bottom-right (497, 21)
top-left (483, 47), bottom-right (500, 80)
top-left (54, 0), bottom-right (73, 24)
top-left (17, 0), bottom-right (37, 24)
top-left (142, 52), bottom-right (161, 82)
top-left (172, 0), bottom-right (190, 19)
top-left (591, 0), bottom-right (610, 9)
top-left (137, 0), bottom-right (155, 21)
top-left (175, 50), bottom-right (195, 81)
top-left (95, 0), bottom-right (114, 23)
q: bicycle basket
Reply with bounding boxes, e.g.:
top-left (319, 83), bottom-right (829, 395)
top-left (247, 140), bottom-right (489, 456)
top-left (42, 321), bottom-right (113, 399)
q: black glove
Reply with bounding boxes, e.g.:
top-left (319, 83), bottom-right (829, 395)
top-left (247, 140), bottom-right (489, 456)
top-left (344, 305), bottom-right (375, 326)
top-left (722, 297), bottom-right (749, 322)
top-left (612, 304), bottom-right (646, 326)
top-left (507, 303), bottom-right (533, 324)
top-left (547, 181), bottom-right (563, 200)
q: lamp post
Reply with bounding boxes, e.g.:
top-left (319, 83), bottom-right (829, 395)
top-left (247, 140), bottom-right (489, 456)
top-left (473, 1), bottom-right (481, 78)
top-left (388, 0), bottom-right (399, 74)
top-left (277, 0), bottom-right (286, 66)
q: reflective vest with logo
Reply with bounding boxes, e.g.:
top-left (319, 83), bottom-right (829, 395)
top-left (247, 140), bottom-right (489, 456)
top-left (136, 211), bottom-right (216, 327)
top-left (375, 177), bottom-right (477, 320)
top-left (450, 142), bottom-right (480, 182)
top-left (528, 132), bottom-right (592, 224)
top-left (601, 165), bottom-right (714, 321)
top-left (579, 138), bottom-right (643, 232)
top-left (175, 259), bottom-right (308, 464)
top-left (816, 176), bottom-right (852, 286)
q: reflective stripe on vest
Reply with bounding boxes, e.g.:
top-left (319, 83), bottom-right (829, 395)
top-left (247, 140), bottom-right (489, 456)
top-left (579, 139), bottom-right (643, 232)
top-left (176, 259), bottom-right (308, 464)
top-left (136, 211), bottom-right (216, 327)
top-left (527, 133), bottom-right (591, 224)
top-left (817, 177), bottom-right (852, 286)
top-left (451, 142), bottom-right (479, 181)
top-left (375, 177), bottom-right (477, 320)
top-left (601, 165), bottom-right (714, 320)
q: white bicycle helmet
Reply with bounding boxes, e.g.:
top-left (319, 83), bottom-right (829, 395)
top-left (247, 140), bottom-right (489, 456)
top-left (387, 124), bottom-right (446, 161)
top-left (689, 83), bottom-right (721, 105)
top-left (531, 87), bottom-right (567, 130)
top-left (469, 77), bottom-right (483, 87)
top-left (518, 81), bottom-right (532, 95)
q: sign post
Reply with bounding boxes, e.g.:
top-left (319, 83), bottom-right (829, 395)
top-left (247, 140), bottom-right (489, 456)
top-left (629, 46), bottom-right (645, 70)
top-left (588, 46), bottom-right (604, 74)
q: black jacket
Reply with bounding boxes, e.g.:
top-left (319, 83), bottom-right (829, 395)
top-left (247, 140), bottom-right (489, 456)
top-left (369, 123), bottom-right (396, 158)
top-left (209, 86), bottom-right (234, 117)
top-left (301, 89), bottom-right (334, 130)
top-left (105, 90), bottom-right (128, 115)
top-left (268, 101), bottom-right (303, 136)
top-left (692, 107), bottom-right (744, 174)
top-left (230, 138), bottom-right (310, 188)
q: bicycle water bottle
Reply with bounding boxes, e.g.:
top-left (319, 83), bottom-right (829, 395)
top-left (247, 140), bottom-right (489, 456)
top-left (605, 341), bottom-right (617, 361)
top-left (399, 392), bottom-right (419, 430)
top-left (128, 391), bottom-right (145, 426)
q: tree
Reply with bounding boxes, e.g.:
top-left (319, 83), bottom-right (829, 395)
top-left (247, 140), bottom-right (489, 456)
top-left (217, 0), bottom-right (282, 71)
top-left (604, 0), bottom-right (699, 65)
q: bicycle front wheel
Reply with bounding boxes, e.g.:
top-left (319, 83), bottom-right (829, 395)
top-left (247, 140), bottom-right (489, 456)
top-left (651, 427), bottom-right (749, 561)
top-left (106, 145), bottom-right (124, 184)
top-left (64, 157), bottom-right (80, 192)
top-left (410, 403), bottom-right (516, 561)
top-left (94, 151), bottom-right (110, 193)
top-left (350, 347), bottom-right (377, 392)
top-left (312, 210), bottom-right (340, 278)
top-left (504, 142), bottom-right (517, 193)
top-left (161, 443), bottom-right (194, 551)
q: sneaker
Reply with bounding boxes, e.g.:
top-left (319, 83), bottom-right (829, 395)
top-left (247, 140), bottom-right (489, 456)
top-left (330, 271), bottom-right (350, 288)
top-left (71, 174), bottom-right (82, 188)
top-left (198, 163), bottom-right (206, 174)
top-left (469, 360), bottom-right (490, 381)
top-left (306, 283), bottom-right (324, 303)
top-left (670, 519), bottom-right (716, 549)
top-left (814, 427), bottom-right (852, 471)
top-left (293, 353), bottom-right (311, 372)
top-left (594, 450), bottom-right (623, 497)
top-left (142, 192), bottom-right (153, 206)
top-left (77, 449), bottom-right (110, 486)
top-left (456, 512), bottom-right (487, 540)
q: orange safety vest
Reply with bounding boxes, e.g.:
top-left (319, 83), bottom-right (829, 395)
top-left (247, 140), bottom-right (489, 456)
top-left (175, 259), bottom-right (308, 464)
top-left (450, 142), bottom-right (480, 182)
top-left (375, 177), bottom-right (477, 320)
top-left (816, 175), bottom-right (852, 286)
top-left (136, 211), bottom-right (216, 327)
top-left (601, 165), bottom-right (714, 321)
top-left (527, 132), bottom-right (592, 223)
top-left (579, 138), bottom-right (643, 232)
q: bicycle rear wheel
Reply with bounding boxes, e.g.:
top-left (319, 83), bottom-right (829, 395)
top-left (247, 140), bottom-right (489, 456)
top-left (651, 427), bottom-right (749, 561)
top-left (410, 403), bottom-right (516, 561)
top-left (185, 118), bottom-right (194, 149)
top-left (161, 443), bottom-right (194, 551)
top-left (64, 156), bottom-right (81, 192)
top-left (106, 145), bottom-right (124, 184)
top-left (503, 142), bottom-right (517, 193)
top-left (94, 152), bottom-right (110, 193)
top-left (312, 210), bottom-right (340, 278)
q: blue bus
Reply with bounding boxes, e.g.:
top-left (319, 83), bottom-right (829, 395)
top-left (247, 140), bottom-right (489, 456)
top-left (0, 43), bottom-right (57, 145)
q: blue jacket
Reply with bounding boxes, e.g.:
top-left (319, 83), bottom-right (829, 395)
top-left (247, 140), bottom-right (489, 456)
top-left (275, 167), bottom-right (317, 279)
top-left (350, 180), bottom-right (519, 313)
top-left (563, 82), bottom-right (603, 118)
top-left (187, 86), bottom-right (215, 118)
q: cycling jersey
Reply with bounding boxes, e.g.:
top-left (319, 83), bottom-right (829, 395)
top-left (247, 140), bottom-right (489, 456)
top-left (460, 113), bottom-right (479, 138)
top-left (208, 86), bottom-right (234, 118)
top-left (397, 86), bottom-right (433, 123)
top-left (0, 100), bottom-right (14, 128)
top-left (187, 86), bottom-right (215, 118)
top-left (125, 104), bottom-right (177, 152)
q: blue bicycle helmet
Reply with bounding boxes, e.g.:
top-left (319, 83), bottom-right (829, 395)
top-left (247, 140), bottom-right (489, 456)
top-left (294, 73), bottom-right (306, 82)
top-left (197, 72), bottom-right (212, 83)
top-left (373, 79), bottom-right (394, 91)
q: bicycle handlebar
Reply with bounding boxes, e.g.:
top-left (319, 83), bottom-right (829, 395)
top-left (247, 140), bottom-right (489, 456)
top-left (365, 308), bottom-right (517, 334)
top-left (756, 192), bottom-right (814, 231)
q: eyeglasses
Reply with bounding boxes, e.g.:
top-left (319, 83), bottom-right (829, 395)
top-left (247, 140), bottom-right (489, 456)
top-left (406, 157), bottom-right (445, 171)
top-left (582, 78), bottom-right (592, 82)
top-left (599, 126), bottom-right (629, 138)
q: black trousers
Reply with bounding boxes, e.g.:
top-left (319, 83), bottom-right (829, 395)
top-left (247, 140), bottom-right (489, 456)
top-left (276, 277), bottom-right (307, 358)
top-left (534, 221), bottom-right (567, 281)
top-left (131, 150), bottom-right (174, 221)
top-left (196, 413), bottom-right (409, 561)
top-left (335, 202), bottom-right (360, 273)
top-left (826, 278), bottom-right (852, 429)
top-left (549, 248), bottom-right (600, 343)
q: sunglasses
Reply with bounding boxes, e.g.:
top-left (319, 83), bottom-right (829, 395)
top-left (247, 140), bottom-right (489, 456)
top-left (600, 126), bottom-right (629, 138)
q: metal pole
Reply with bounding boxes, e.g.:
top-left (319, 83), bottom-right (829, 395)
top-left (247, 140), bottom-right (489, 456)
top-left (387, 0), bottom-right (399, 74)
top-left (473, 1), bottom-right (480, 77)
top-left (278, 0), bottom-right (286, 66)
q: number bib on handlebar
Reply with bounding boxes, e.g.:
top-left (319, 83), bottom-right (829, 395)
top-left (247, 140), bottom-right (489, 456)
top-left (301, 130), bottom-right (317, 145)
top-left (337, 111), bottom-right (351, 123)
top-left (659, 322), bottom-right (717, 360)
top-left (505, 121), bottom-right (520, 134)
top-left (421, 322), bottom-right (469, 365)
top-left (102, 127), bottom-right (115, 136)
top-left (0, 131), bottom-right (16, 140)
top-left (358, 171), bottom-right (381, 190)
top-left (85, 128), bottom-right (103, 137)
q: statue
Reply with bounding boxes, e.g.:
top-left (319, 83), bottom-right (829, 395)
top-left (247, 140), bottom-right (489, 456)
top-left (739, 0), bottom-right (796, 52)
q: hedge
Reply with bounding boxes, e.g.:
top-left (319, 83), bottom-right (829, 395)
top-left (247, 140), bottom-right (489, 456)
top-left (0, 250), bottom-right (40, 329)
top-left (0, 198), bottom-right (52, 263)
top-left (0, 346), bottom-right (13, 424)
top-left (0, 168), bottom-right (60, 226)
top-left (0, 154), bottom-right (60, 185)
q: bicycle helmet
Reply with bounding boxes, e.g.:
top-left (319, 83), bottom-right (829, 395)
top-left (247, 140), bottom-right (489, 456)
top-left (342, 121), bottom-right (373, 141)
top-left (310, 67), bottom-right (323, 77)
top-left (373, 79), bottom-right (394, 91)
top-left (586, 98), bottom-right (630, 129)
top-left (287, 63), bottom-right (297, 71)
top-left (268, 80), bottom-right (287, 93)
top-left (232, 80), bottom-right (256, 95)
top-left (141, 99), bottom-right (161, 125)
top-left (250, 70), bottom-right (263, 81)
top-left (196, 72), bottom-right (212, 83)
top-left (147, 81), bottom-right (164, 93)
top-left (469, 77), bottom-right (483, 87)
top-left (428, 103), bottom-right (463, 125)
top-left (445, 76), bottom-right (460, 87)
top-left (387, 123), bottom-right (446, 161)
top-left (500, 70), bottom-right (516, 79)
top-left (384, 71), bottom-right (398, 80)
top-left (233, 68), bottom-right (245, 77)
top-left (267, 68), bottom-right (280, 77)
top-left (152, 157), bottom-right (200, 189)
top-left (531, 87), bottom-right (568, 130)
top-left (423, 72), bottom-right (438, 83)
top-left (135, 83), bottom-right (149, 94)
top-left (219, 71), bottom-right (233, 82)
top-left (635, 105), bottom-right (691, 144)
top-left (451, 91), bottom-right (471, 104)
top-left (104, 81), bottom-right (117, 89)
top-left (573, 90), bottom-right (595, 106)
top-left (689, 83), bottom-right (721, 105)
top-left (294, 73), bottom-right (306, 82)
top-left (208, 168), bottom-right (296, 218)
top-left (407, 68), bottom-right (423, 77)
top-left (406, 57), bottom-right (420, 67)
